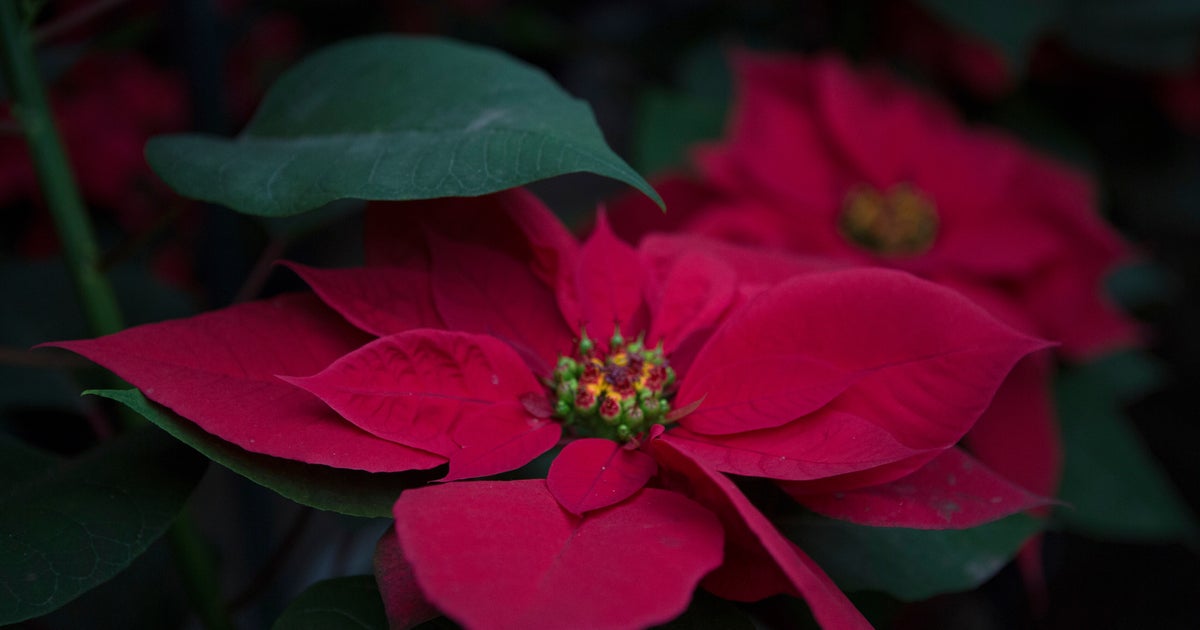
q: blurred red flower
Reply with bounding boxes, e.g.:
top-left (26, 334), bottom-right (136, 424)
top-left (611, 52), bottom-right (1140, 500)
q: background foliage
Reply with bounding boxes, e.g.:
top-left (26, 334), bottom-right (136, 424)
top-left (2, 0), bottom-right (1199, 628)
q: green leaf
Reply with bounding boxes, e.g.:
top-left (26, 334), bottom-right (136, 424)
top-left (146, 35), bottom-right (662, 217)
top-left (633, 43), bottom-right (731, 175)
top-left (0, 425), bottom-right (207, 624)
top-left (88, 389), bottom-right (438, 518)
top-left (272, 576), bottom-right (388, 630)
top-left (780, 512), bottom-right (1041, 601)
top-left (633, 89), bottom-right (727, 175)
top-left (915, 0), bottom-right (1063, 69)
top-left (1055, 351), bottom-right (1198, 542)
top-left (0, 431), bottom-right (59, 493)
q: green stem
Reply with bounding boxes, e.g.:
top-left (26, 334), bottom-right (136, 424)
top-left (169, 511), bottom-right (234, 630)
top-left (0, 1), bottom-right (122, 336)
top-left (0, 5), bottom-right (234, 629)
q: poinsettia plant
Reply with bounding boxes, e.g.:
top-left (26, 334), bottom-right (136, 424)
top-left (52, 187), bottom-right (1050, 628)
top-left (4, 2), bottom-right (1198, 629)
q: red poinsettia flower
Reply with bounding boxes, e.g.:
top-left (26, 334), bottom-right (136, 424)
top-left (50, 190), bottom-right (1046, 628)
top-left (609, 52), bottom-right (1139, 503)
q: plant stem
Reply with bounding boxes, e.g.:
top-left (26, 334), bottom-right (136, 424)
top-left (169, 511), bottom-right (234, 630)
top-left (0, 5), bottom-right (234, 629)
top-left (0, 1), bottom-right (122, 337)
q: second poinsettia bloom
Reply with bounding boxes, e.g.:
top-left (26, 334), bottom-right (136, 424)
top-left (613, 52), bottom-right (1137, 361)
top-left (53, 190), bottom-right (1047, 629)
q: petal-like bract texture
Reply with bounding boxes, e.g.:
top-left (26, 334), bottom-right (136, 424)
top-left (784, 447), bottom-right (1050, 529)
top-left (547, 438), bottom-right (658, 515)
top-left (563, 212), bottom-right (649, 340)
top-left (283, 262), bottom-right (443, 336)
top-left (364, 188), bottom-right (578, 291)
top-left (652, 439), bottom-right (871, 630)
top-left (442, 405), bottom-right (562, 482)
top-left (374, 527), bottom-right (440, 629)
top-left (393, 480), bottom-right (723, 630)
top-left (427, 231), bottom-right (573, 372)
top-left (48, 294), bottom-right (444, 472)
top-left (285, 330), bottom-right (543, 458)
top-left (963, 353), bottom-right (1061, 498)
top-left (680, 268), bottom-right (1047, 452)
top-left (647, 252), bottom-right (737, 354)
top-left (662, 415), bottom-right (929, 481)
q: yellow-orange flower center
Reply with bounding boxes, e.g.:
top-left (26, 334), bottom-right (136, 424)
top-left (550, 327), bottom-right (675, 442)
top-left (838, 183), bottom-right (939, 256)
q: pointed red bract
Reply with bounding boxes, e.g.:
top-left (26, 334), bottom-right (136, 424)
top-left (284, 330), bottom-right (542, 457)
top-left (677, 353), bottom-right (858, 435)
top-left (964, 353), bottom-right (1061, 498)
top-left (47, 294), bottom-right (445, 472)
top-left (785, 447), bottom-right (1050, 529)
top-left (680, 269), bottom-right (1048, 449)
top-left (641, 49), bottom-right (1138, 361)
top-left (442, 406), bottom-right (562, 482)
top-left (564, 212), bottom-right (649, 339)
top-left (283, 262), bottom-right (442, 336)
top-left (374, 527), bottom-right (440, 630)
top-left (393, 480), bottom-right (723, 630)
top-left (547, 438), bottom-right (657, 515)
top-left (364, 188), bottom-right (578, 291)
top-left (647, 252), bottom-right (737, 354)
top-left (652, 439), bottom-right (871, 629)
top-left (639, 233), bottom-right (843, 291)
top-left (427, 232), bottom-right (573, 372)
top-left (662, 415), bottom-right (929, 481)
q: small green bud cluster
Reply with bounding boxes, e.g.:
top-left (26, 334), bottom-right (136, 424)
top-left (550, 327), bottom-right (676, 442)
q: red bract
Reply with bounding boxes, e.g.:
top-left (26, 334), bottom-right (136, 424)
top-left (609, 52), bottom-right (1139, 504)
top-left (51, 189), bottom-right (1047, 628)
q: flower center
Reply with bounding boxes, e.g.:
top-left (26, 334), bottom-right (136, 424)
top-left (838, 183), bottom-right (939, 256)
top-left (550, 327), bottom-right (676, 442)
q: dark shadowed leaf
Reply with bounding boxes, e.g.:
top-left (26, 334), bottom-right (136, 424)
top-left (915, 0), bottom-right (1063, 68)
top-left (88, 389), bottom-right (438, 518)
top-left (780, 512), bottom-right (1041, 601)
top-left (653, 590), bottom-right (756, 629)
top-left (272, 576), bottom-right (388, 630)
top-left (146, 35), bottom-right (661, 217)
top-left (0, 426), bottom-right (206, 624)
top-left (1057, 0), bottom-right (1200, 70)
top-left (0, 432), bottom-right (59, 493)
top-left (1055, 351), bottom-right (1198, 541)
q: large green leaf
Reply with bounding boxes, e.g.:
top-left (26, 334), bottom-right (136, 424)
top-left (146, 35), bottom-right (662, 217)
top-left (272, 576), bottom-right (388, 630)
top-left (0, 425), bottom-right (207, 624)
top-left (0, 431), bottom-right (59, 494)
top-left (781, 512), bottom-right (1041, 602)
top-left (89, 389), bottom-right (438, 518)
top-left (1055, 351), bottom-right (1198, 542)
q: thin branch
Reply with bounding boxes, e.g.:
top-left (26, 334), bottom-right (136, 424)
top-left (233, 236), bottom-right (288, 304)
